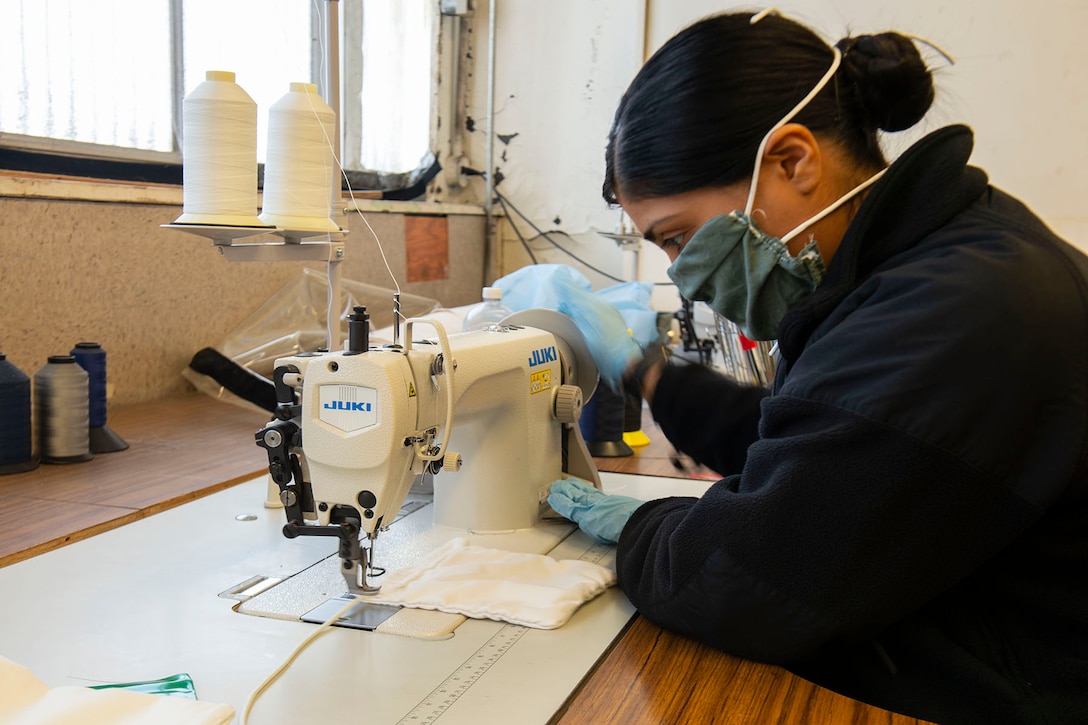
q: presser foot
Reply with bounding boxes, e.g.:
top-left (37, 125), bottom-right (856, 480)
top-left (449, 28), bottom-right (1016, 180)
top-left (341, 547), bottom-right (382, 595)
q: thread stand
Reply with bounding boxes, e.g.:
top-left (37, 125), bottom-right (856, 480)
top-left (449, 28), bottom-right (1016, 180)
top-left (162, 223), bottom-right (347, 350)
top-left (165, 1), bottom-right (346, 352)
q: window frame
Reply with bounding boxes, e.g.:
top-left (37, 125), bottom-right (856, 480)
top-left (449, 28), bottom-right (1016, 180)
top-left (0, 0), bottom-right (440, 196)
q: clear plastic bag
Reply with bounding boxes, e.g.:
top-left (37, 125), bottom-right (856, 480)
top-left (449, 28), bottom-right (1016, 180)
top-left (183, 268), bottom-right (438, 412)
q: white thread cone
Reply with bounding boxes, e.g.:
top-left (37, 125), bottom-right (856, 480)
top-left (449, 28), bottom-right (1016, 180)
top-left (174, 70), bottom-right (266, 227)
top-left (259, 82), bottom-right (340, 233)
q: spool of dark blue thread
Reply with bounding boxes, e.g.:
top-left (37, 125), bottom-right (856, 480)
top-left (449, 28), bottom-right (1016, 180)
top-left (71, 342), bottom-right (107, 428)
top-left (0, 353), bottom-right (38, 474)
top-left (578, 383), bottom-right (633, 458)
top-left (70, 342), bottom-right (128, 453)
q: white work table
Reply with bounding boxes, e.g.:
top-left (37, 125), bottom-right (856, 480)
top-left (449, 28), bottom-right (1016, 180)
top-left (0, 472), bottom-right (710, 724)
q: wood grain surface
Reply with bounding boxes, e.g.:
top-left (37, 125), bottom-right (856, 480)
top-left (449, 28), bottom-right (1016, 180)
top-left (553, 616), bottom-right (928, 724)
top-left (0, 392), bottom-right (268, 567)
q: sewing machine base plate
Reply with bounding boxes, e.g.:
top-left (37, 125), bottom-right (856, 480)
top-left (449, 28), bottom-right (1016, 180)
top-left (301, 596), bottom-right (402, 631)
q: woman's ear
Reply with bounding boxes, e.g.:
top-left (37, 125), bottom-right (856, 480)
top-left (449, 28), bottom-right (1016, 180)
top-left (761, 123), bottom-right (822, 196)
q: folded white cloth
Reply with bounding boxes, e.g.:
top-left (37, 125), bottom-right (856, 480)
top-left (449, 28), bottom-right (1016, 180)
top-left (369, 538), bottom-right (615, 629)
top-left (0, 657), bottom-right (234, 725)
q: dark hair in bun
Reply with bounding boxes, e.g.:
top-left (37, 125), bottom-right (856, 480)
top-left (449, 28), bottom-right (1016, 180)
top-left (836, 33), bottom-right (935, 133)
top-left (604, 12), bottom-right (936, 204)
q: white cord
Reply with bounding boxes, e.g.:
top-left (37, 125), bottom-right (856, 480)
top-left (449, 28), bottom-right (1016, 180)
top-left (239, 595), bottom-right (367, 724)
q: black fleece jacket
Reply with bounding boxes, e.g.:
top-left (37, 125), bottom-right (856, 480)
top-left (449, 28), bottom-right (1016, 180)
top-left (616, 126), bottom-right (1088, 725)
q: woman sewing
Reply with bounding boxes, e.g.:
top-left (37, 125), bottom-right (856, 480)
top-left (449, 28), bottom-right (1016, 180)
top-left (549, 10), bottom-right (1088, 724)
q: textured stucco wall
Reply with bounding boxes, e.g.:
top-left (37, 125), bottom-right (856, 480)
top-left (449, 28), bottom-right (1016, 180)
top-left (0, 195), bottom-right (485, 405)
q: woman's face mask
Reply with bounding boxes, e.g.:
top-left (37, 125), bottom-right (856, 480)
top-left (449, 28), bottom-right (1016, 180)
top-left (624, 45), bottom-right (885, 341)
top-left (667, 210), bottom-right (826, 340)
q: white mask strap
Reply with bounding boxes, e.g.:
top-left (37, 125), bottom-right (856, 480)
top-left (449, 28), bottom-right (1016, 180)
top-left (744, 46), bottom-right (843, 215)
top-left (750, 8), bottom-right (779, 24)
top-left (902, 33), bottom-right (955, 66)
top-left (737, 14), bottom-right (942, 243)
top-left (779, 167), bottom-right (886, 243)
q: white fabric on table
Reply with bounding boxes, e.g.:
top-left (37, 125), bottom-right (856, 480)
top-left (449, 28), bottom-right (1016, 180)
top-left (369, 537), bottom-right (615, 629)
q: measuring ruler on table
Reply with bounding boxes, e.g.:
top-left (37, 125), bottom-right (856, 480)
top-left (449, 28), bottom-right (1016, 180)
top-left (395, 541), bottom-right (612, 724)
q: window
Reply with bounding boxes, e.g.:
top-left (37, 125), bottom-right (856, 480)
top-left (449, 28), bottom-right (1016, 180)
top-left (0, 0), bottom-right (175, 158)
top-left (0, 0), bottom-right (436, 185)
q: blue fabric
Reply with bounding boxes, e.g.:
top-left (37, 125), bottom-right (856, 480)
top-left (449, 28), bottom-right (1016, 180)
top-left (595, 280), bottom-right (659, 349)
top-left (494, 264), bottom-right (592, 312)
top-left (547, 478), bottom-right (643, 545)
top-left (493, 264), bottom-right (645, 388)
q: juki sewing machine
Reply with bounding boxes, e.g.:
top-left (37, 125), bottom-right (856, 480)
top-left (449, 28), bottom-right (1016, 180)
top-left (255, 306), bottom-right (601, 595)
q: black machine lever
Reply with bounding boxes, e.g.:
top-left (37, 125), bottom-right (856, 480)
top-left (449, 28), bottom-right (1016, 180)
top-left (255, 418), bottom-right (314, 524)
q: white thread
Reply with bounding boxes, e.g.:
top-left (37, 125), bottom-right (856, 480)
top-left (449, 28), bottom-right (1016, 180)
top-left (259, 82), bottom-right (341, 233)
top-left (310, 0), bottom-right (403, 297)
top-left (174, 70), bottom-right (265, 228)
top-left (346, 196), bottom-right (402, 297)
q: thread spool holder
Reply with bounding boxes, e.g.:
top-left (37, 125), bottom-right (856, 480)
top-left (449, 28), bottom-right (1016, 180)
top-left (161, 223), bottom-right (346, 260)
top-left (162, 223), bottom-right (347, 350)
top-left (163, 0), bottom-right (346, 351)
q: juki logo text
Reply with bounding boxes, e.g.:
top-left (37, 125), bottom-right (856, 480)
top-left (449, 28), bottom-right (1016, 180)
top-left (323, 400), bottom-right (372, 412)
top-left (528, 346), bottom-right (557, 368)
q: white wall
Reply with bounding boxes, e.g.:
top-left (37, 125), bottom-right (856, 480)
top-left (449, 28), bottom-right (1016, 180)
top-left (470, 0), bottom-right (1088, 311)
top-left (647, 0), bottom-right (1088, 244)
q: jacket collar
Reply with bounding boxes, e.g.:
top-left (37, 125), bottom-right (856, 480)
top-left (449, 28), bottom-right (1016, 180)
top-left (777, 125), bottom-right (990, 361)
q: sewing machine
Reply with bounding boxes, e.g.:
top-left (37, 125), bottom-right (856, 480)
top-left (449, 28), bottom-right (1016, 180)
top-left (255, 307), bottom-right (601, 595)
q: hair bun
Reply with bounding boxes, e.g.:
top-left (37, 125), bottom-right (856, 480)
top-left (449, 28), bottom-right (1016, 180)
top-left (835, 33), bottom-right (934, 132)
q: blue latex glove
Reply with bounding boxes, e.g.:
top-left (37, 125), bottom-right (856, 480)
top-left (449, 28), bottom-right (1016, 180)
top-left (547, 478), bottom-right (643, 545)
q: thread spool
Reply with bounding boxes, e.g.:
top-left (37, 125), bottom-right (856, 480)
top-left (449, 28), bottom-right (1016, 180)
top-left (70, 342), bottom-right (128, 453)
top-left (172, 70), bottom-right (267, 228)
top-left (578, 384), bottom-right (634, 458)
top-left (259, 82), bottom-right (341, 233)
top-left (34, 356), bottom-right (93, 464)
top-left (0, 353), bottom-right (38, 474)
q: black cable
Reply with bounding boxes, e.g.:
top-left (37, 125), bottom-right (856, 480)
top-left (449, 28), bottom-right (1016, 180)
top-left (496, 186), bottom-right (674, 285)
top-left (495, 188), bottom-right (622, 282)
top-left (462, 164), bottom-right (674, 287)
top-left (495, 194), bottom-right (539, 265)
top-left (525, 229), bottom-right (628, 283)
top-left (495, 187), bottom-right (626, 283)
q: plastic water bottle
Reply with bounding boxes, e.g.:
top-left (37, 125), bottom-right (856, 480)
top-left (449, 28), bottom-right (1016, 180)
top-left (463, 287), bottom-right (513, 331)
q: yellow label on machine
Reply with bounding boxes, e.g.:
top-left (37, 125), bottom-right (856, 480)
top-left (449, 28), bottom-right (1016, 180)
top-left (530, 369), bottom-right (552, 395)
top-left (408, 382), bottom-right (417, 398)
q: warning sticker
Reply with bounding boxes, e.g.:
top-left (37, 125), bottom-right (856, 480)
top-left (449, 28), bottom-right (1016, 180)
top-left (530, 369), bottom-right (552, 395)
top-left (408, 382), bottom-right (417, 398)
